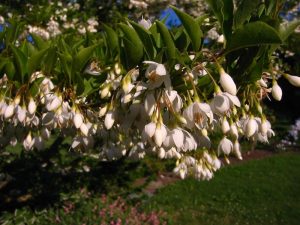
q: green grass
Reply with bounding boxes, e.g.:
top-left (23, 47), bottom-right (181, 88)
top-left (144, 153), bottom-right (300, 225)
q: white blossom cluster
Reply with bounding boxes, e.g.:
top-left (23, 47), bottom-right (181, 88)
top-left (20, 2), bottom-right (98, 40)
top-left (1, 50), bottom-right (300, 180)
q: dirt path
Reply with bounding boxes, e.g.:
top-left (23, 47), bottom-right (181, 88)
top-left (137, 150), bottom-right (299, 196)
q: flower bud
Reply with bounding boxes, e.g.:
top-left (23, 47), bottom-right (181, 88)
top-left (219, 68), bottom-right (237, 95)
top-left (245, 117), bottom-right (257, 138)
top-left (221, 117), bottom-right (230, 134)
top-left (271, 81), bottom-right (282, 101)
top-left (73, 113), bottom-right (83, 129)
top-left (104, 110), bottom-right (115, 130)
top-left (4, 104), bottom-right (15, 119)
top-left (284, 74), bottom-right (300, 87)
top-left (28, 98), bottom-right (37, 114)
top-left (80, 123), bottom-right (89, 136)
top-left (218, 136), bottom-right (233, 155)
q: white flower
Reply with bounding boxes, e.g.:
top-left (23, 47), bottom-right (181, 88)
top-left (28, 98), bottom-right (37, 114)
top-left (230, 123), bottom-right (239, 139)
top-left (104, 110), bottom-right (115, 130)
top-left (4, 103), bottom-right (15, 119)
top-left (138, 18), bottom-right (152, 29)
top-left (210, 94), bottom-right (230, 115)
top-left (245, 116), bottom-right (258, 138)
top-left (284, 74), bottom-right (300, 87)
top-left (271, 81), bottom-right (282, 101)
top-left (16, 105), bottom-right (27, 123)
top-left (164, 90), bottom-right (183, 112)
top-left (80, 123), bottom-right (89, 136)
top-left (73, 112), bottom-right (83, 129)
top-left (183, 102), bottom-right (213, 129)
top-left (34, 136), bottom-right (45, 150)
top-left (144, 61), bottom-right (170, 90)
top-left (144, 92), bottom-right (156, 116)
top-left (163, 128), bottom-right (184, 149)
top-left (233, 140), bottom-right (242, 160)
top-left (221, 117), bottom-right (230, 134)
top-left (142, 122), bottom-right (167, 147)
top-left (174, 162), bottom-right (188, 179)
top-left (153, 124), bottom-right (167, 147)
top-left (218, 137), bottom-right (233, 155)
top-left (219, 68), bottom-right (237, 95)
top-left (23, 132), bottom-right (35, 150)
top-left (158, 147), bottom-right (166, 159)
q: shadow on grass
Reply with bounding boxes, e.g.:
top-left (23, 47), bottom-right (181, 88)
top-left (0, 137), bottom-right (151, 213)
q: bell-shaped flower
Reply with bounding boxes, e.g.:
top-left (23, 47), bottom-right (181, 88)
top-left (284, 74), bottom-right (300, 87)
top-left (144, 61), bottom-right (170, 90)
top-left (219, 68), bottom-right (237, 95)
top-left (221, 117), bottom-right (230, 134)
top-left (233, 140), bottom-right (242, 160)
top-left (144, 92), bottom-right (156, 116)
top-left (16, 105), bottom-right (27, 123)
top-left (142, 121), bottom-right (167, 147)
top-left (138, 18), bottom-right (152, 30)
top-left (164, 90), bottom-right (183, 112)
top-left (230, 122), bottom-right (239, 139)
top-left (46, 94), bottom-right (62, 111)
top-left (210, 94), bottom-right (230, 115)
top-left (173, 162), bottom-right (188, 179)
top-left (271, 81), bottom-right (282, 101)
top-left (28, 98), bottom-right (37, 115)
top-left (34, 136), bottom-right (45, 150)
top-left (163, 127), bottom-right (184, 149)
top-left (218, 136), bottom-right (233, 155)
top-left (23, 132), bottom-right (35, 151)
top-left (73, 112), bottom-right (83, 129)
top-left (80, 123), bottom-right (89, 136)
top-left (245, 116), bottom-right (258, 138)
top-left (180, 131), bottom-right (197, 151)
top-left (4, 103), bottom-right (15, 119)
top-left (104, 110), bottom-right (115, 130)
top-left (183, 102), bottom-right (213, 129)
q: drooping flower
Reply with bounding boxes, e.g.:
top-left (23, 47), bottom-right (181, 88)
top-left (28, 98), bottom-right (37, 115)
top-left (183, 102), bottom-right (213, 129)
top-left (284, 74), bottom-right (300, 87)
top-left (218, 136), bottom-right (233, 155)
top-left (144, 61), bottom-right (170, 90)
top-left (219, 68), bottom-right (237, 95)
top-left (245, 116), bottom-right (258, 138)
top-left (271, 81), bottom-right (282, 101)
top-left (104, 110), bottom-right (115, 130)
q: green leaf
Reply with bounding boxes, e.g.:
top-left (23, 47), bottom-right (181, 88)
top-left (156, 21), bottom-right (176, 60)
top-left (130, 21), bottom-right (156, 59)
top-left (234, 0), bottom-right (261, 28)
top-left (28, 47), bottom-right (49, 75)
top-left (171, 6), bottom-right (202, 51)
top-left (119, 23), bottom-right (144, 68)
top-left (206, 0), bottom-right (233, 40)
top-left (225, 21), bottom-right (282, 54)
top-left (102, 23), bottom-right (119, 53)
top-left (74, 45), bottom-right (97, 72)
top-left (5, 61), bottom-right (16, 80)
top-left (30, 33), bottom-right (48, 50)
top-left (279, 20), bottom-right (300, 41)
top-left (43, 46), bottom-right (57, 74)
top-left (10, 44), bottom-right (28, 82)
top-left (29, 77), bottom-right (44, 97)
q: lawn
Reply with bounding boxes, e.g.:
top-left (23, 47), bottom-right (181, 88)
top-left (145, 152), bottom-right (300, 225)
